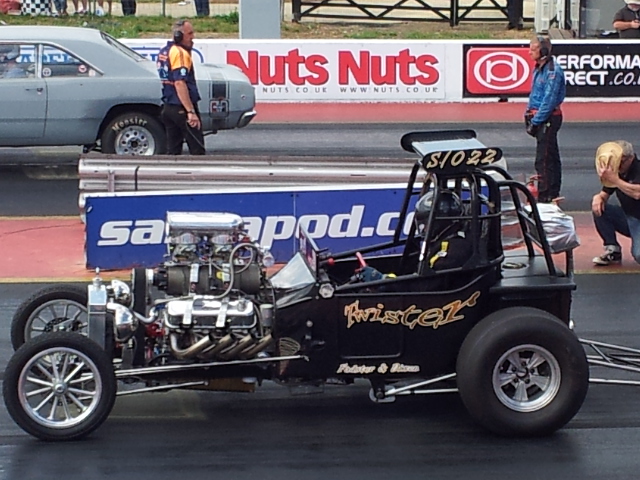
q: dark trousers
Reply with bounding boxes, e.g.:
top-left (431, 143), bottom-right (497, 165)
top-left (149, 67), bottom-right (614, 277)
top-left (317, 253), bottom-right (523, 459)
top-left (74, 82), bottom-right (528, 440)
top-left (121, 0), bottom-right (136, 15)
top-left (593, 203), bottom-right (640, 263)
top-left (534, 114), bottom-right (562, 202)
top-left (194, 0), bottom-right (209, 16)
top-left (161, 104), bottom-right (206, 155)
top-left (507, 0), bottom-right (523, 27)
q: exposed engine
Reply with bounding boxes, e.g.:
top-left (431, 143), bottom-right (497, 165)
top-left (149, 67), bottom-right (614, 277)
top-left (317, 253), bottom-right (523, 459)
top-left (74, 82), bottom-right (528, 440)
top-left (102, 212), bottom-right (277, 365)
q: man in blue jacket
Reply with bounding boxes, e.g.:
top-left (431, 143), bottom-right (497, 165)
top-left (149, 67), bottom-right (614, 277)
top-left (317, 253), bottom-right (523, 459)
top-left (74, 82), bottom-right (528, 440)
top-left (525, 36), bottom-right (566, 203)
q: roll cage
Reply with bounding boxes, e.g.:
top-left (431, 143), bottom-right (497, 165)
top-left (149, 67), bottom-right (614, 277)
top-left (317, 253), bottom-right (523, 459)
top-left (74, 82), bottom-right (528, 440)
top-left (321, 129), bottom-right (573, 284)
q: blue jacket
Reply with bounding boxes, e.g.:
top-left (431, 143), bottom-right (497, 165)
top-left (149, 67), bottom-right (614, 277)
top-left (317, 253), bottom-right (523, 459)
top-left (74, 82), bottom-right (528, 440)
top-left (526, 58), bottom-right (566, 126)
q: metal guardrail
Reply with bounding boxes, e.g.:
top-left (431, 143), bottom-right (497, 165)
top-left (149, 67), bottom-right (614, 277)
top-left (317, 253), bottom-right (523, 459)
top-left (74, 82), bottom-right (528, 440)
top-left (77, 153), bottom-right (421, 210)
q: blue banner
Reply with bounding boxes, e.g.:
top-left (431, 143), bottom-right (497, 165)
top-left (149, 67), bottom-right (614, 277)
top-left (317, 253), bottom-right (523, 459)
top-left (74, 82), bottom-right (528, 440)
top-left (85, 185), bottom-right (414, 270)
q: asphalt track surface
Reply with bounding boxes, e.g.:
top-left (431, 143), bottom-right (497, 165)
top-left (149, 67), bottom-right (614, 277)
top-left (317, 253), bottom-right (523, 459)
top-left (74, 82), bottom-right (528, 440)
top-left (1, 276), bottom-right (640, 480)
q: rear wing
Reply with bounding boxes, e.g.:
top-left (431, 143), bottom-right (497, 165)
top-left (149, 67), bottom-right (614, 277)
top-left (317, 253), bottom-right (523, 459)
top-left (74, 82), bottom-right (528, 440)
top-left (401, 130), bottom-right (507, 173)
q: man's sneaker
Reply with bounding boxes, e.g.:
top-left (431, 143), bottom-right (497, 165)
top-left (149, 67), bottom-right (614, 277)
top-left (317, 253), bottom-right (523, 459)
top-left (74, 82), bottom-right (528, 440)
top-left (592, 247), bottom-right (622, 266)
top-left (95, 6), bottom-right (104, 15)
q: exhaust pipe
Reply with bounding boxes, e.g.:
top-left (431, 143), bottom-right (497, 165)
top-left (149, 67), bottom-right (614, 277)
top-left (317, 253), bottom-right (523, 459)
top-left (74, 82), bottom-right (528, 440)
top-left (239, 334), bottom-right (274, 359)
top-left (169, 333), bottom-right (214, 360)
top-left (217, 334), bottom-right (256, 360)
top-left (199, 334), bottom-right (235, 359)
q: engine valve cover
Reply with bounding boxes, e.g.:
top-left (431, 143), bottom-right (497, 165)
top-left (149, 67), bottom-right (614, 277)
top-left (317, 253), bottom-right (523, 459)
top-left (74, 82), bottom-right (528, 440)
top-left (166, 297), bottom-right (256, 330)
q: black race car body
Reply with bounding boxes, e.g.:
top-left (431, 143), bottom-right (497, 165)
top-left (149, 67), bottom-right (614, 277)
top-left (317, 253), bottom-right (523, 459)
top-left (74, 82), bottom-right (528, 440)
top-left (3, 130), bottom-right (588, 441)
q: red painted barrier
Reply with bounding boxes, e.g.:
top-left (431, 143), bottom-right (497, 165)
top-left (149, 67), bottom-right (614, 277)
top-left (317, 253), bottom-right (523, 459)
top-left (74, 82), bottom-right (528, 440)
top-left (0, 212), bottom-right (636, 283)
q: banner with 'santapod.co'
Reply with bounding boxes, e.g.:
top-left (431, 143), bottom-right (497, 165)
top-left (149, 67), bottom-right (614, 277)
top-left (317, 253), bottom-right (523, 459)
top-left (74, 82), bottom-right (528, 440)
top-left (84, 184), bottom-right (415, 270)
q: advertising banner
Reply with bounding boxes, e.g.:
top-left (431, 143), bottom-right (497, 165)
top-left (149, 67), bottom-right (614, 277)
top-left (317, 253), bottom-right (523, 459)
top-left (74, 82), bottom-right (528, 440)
top-left (463, 41), bottom-right (640, 98)
top-left (85, 185), bottom-right (414, 270)
top-left (124, 39), bottom-right (449, 102)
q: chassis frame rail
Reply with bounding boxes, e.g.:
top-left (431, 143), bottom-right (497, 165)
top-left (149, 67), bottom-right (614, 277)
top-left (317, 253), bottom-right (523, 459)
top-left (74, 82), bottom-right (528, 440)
top-left (581, 338), bottom-right (640, 386)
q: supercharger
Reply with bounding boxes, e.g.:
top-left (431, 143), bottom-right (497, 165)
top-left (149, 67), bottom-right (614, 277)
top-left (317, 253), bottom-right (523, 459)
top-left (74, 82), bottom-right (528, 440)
top-left (88, 211), bottom-right (277, 365)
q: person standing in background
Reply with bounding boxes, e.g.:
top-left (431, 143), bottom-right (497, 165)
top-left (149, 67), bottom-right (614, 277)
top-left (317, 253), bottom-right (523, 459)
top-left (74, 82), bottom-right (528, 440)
top-left (120, 0), bottom-right (136, 15)
top-left (524, 35), bottom-right (566, 204)
top-left (194, 0), bottom-right (209, 16)
top-left (157, 20), bottom-right (206, 155)
top-left (70, 0), bottom-right (87, 14)
top-left (613, 0), bottom-right (640, 38)
top-left (52, 0), bottom-right (67, 16)
top-left (95, 0), bottom-right (111, 15)
top-left (507, 0), bottom-right (524, 30)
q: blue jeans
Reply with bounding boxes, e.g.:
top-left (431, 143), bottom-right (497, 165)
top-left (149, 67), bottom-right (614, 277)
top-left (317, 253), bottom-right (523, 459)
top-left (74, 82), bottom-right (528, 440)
top-left (592, 203), bottom-right (640, 264)
top-left (53, 0), bottom-right (67, 12)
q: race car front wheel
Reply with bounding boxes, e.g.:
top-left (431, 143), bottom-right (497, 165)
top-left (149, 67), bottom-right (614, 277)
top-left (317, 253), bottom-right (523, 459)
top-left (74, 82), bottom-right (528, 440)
top-left (3, 332), bottom-right (117, 441)
top-left (11, 285), bottom-right (88, 351)
top-left (456, 307), bottom-right (589, 437)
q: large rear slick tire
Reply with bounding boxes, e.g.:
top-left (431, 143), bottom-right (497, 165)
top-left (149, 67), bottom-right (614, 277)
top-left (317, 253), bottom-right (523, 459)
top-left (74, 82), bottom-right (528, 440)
top-left (456, 307), bottom-right (588, 437)
top-left (3, 333), bottom-right (117, 441)
top-left (11, 285), bottom-right (88, 351)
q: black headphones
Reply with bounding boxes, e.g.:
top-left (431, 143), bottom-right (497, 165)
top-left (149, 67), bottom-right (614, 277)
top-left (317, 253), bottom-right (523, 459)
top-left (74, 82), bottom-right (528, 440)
top-left (537, 35), bottom-right (551, 58)
top-left (173, 19), bottom-right (186, 44)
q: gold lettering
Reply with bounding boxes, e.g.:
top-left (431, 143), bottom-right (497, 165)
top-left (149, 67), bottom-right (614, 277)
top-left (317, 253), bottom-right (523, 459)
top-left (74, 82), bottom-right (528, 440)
top-left (440, 291), bottom-right (481, 328)
top-left (481, 149), bottom-right (497, 165)
top-left (439, 150), bottom-right (452, 169)
top-left (450, 150), bottom-right (466, 167)
top-left (343, 291), bottom-right (480, 330)
top-left (467, 149), bottom-right (481, 165)
top-left (426, 152), bottom-right (440, 169)
top-left (417, 308), bottom-right (444, 328)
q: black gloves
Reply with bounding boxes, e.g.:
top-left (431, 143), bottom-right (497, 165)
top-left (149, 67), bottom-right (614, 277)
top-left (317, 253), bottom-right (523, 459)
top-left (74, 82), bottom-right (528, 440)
top-left (524, 111), bottom-right (539, 137)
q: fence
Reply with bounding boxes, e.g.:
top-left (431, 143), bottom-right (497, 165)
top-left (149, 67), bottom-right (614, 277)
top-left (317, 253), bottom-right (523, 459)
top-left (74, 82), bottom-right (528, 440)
top-left (290, 0), bottom-right (529, 26)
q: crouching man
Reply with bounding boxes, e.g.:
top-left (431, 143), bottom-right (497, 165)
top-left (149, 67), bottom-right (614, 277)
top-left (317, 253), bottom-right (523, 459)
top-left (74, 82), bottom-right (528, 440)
top-left (592, 140), bottom-right (640, 266)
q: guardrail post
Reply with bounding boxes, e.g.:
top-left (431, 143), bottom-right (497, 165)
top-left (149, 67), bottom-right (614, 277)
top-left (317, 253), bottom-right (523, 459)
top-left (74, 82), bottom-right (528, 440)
top-left (108, 170), bottom-right (115, 193)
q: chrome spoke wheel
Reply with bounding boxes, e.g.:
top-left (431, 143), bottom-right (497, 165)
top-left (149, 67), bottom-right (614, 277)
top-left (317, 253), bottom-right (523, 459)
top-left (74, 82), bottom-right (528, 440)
top-left (25, 299), bottom-right (88, 341)
top-left (114, 125), bottom-right (155, 155)
top-left (492, 344), bottom-right (561, 413)
top-left (18, 347), bottom-right (103, 429)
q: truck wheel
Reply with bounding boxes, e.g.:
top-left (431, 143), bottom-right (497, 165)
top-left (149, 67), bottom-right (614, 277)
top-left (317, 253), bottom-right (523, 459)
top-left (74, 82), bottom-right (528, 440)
top-left (456, 307), bottom-right (589, 437)
top-left (101, 112), bottom-right (166, 155)
top-left (11, 285), bottom-right (88, 351)
top-left (3, 332), bottom-right (117, 441)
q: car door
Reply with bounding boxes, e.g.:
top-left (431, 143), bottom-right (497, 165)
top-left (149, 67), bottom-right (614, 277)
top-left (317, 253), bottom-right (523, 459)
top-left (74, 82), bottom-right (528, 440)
top-left (40, 44), bottom-right (103, 144)
top-left (0, 43), bottom-right (46, 141)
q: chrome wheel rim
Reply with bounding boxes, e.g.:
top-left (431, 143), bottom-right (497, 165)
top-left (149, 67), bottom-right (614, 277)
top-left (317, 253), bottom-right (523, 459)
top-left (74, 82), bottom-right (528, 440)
top-left (492, 344), bottom-right (561, 413)
top-left (18, 347), bottom-right (103, 429)
top-left (25, 300), bottom-right (88, 341)
top-left (114, 126), bottom-right (155, 155)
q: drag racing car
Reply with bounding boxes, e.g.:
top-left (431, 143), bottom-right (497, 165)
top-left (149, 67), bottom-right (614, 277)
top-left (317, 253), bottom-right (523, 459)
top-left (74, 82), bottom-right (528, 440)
top-left (0, 26), bottom-right (256, 155)
top-left (3, 130), bottom-right (591, 441)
